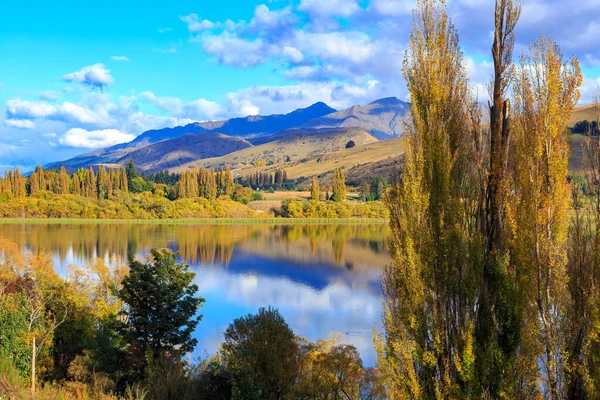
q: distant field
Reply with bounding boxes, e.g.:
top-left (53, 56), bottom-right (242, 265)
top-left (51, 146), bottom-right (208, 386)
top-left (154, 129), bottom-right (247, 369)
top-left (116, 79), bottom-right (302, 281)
top-left (569, 104), bottom-right (597, 127)
top-left (570, 133), bottom-right (585, 175)
top-left (282, 138), bottom-right (405, 182)
top-left (231, 137), bottom-right (404, 188)
top-left (263, 191), bottom-right (311, 201)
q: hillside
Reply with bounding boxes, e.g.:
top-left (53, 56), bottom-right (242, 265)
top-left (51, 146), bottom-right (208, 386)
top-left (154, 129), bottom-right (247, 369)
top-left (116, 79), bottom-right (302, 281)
top-left (174, 127), bottom-right (379, 172)
top-left (113, 133), bottom-right (252, 172)
top-left (302, 97), bottom-right (409, 139)
top-left (569, 104), bottom-right (597, 127)
top-left (173, 132), bottom-right (406, 189)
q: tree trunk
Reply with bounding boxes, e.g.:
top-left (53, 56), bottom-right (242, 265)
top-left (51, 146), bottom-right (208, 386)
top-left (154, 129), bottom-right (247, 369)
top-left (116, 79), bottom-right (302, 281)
top-left (31, 337), bottom-right (36, 395)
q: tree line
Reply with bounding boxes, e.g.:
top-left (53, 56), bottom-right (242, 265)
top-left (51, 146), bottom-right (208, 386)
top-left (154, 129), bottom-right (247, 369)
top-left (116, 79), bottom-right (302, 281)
top-left (0, 165), bottom-right (129, 200)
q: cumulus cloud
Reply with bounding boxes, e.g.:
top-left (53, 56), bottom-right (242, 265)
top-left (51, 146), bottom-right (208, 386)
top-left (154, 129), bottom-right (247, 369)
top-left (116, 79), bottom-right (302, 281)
top-left (6, 98), bottom-right (106, 125)
top-left (140, 91), bottom-right (224, 120)
top-left (5, 119), bottom-right (35, 129)
top-left (180, 13), bottom-right (215, 32)
top-left (202, 34), bottom-right (266, 67)
top-left (6, 99), bottom-right (58, 119)
top-left (110, 56), bottom-right (129, 62)
top-left (63, 64), bottom-right (114, 90)
top-left (248, 5), bottom-right (298, 35)
top-left (59, 128), bottom-right (135, 148)
top-left (298, 0), bottom-right (361, 18)
top-left (369, 0), bottom-right (415, 16)
top-left (182, 2), bottom-right (406, 82)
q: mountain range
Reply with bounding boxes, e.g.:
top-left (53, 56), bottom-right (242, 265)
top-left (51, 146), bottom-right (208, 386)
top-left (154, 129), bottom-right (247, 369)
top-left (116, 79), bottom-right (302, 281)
top-left (47, 97), bottom-right (410, 179)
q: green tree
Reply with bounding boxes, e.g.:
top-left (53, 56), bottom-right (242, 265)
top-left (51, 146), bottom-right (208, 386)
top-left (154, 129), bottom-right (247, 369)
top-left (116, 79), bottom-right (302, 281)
top-left (332, 168), bottom-right (346, 202)
top-left (359, 181), bottom-right (370, 202)
top-left (119, 249), bottom-right (204, 378)
top-left (221, 307), bottom-right (298, 400)
top-left (125, 159), bottom-right (138, 181)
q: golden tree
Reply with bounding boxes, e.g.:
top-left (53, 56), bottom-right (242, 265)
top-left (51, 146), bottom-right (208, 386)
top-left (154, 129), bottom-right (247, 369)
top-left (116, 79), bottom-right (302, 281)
top-left (377, 0), bottom-right (482, 397)
top-left (332, 169), bottom-right (346, 202)
top-left (310, 177), bottom-right (320, 202)
top-left (509, 35), bottom-right (582, 398)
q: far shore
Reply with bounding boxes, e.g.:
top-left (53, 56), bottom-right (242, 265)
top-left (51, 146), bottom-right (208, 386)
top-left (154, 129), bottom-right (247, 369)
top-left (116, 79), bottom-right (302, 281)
top-left (0, 217), bottom-right (388, 225)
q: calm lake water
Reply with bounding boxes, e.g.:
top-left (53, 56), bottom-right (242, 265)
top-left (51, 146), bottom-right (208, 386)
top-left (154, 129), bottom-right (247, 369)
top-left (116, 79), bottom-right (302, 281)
top-left (0, 223), bottom-right (390, 366)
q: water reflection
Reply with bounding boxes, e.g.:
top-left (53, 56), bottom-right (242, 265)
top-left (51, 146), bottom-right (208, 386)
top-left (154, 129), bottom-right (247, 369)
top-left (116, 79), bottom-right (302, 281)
top-left (0, 223), bottom-right (389, 366)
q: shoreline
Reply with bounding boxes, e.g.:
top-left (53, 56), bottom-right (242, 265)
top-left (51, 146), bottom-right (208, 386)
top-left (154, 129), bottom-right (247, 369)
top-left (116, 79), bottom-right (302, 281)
top-left (0, 217), bottom-right (388, 225)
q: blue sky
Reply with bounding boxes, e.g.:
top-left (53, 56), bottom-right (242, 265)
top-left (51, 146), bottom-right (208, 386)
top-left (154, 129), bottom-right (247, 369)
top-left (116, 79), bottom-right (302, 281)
top-left (2, 0), bottom-right (600, 171)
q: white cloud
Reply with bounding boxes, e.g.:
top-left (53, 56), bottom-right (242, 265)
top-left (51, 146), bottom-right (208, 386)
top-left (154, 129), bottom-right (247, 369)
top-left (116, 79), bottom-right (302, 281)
top-left (61, 102), bottom-right (105, 125)
top-left (202, 33), bottom-right (266, 67)
top-left (181, 98), bottom-right (224, 120)
top-left (296, 31), bottom-right (375, 64)
top-left (141, 91), bottom-right (225, 121)
top-left (4, 119), bottom-right (35, 129)
top-left (281, 46), bottom-right (304, 63)
top-left (158, 27), bottom-right (172, 33)
top-left (110, 56), bottom-right (129, 62)
top-left (140, 91), bottom-right (183, 113)
top-left (298, 0), bottom-right (361, 17)
top-left (63, 64), bottom-right (114, 90)
top-left (6, 99), bottom-right (58, 119)
top-left (180, 14), bottom-right (215, 32)
top-left (224, 79), bottom-right (395, 116)
top-left (7, 98), bottom-right (107, 125)
top-left (249, 5), bottom-right (297, 33)
top-left (369, 0), bottom-right (415, 16)
top-left (39, 90), bottom-right (61, 101)
top-left (59, 128), bottom-right (135, 148)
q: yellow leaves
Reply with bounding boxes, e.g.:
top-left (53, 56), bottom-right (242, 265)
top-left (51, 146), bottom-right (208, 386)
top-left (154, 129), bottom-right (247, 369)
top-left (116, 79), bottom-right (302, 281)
top-left (454, 321), bottom-right (476, 384)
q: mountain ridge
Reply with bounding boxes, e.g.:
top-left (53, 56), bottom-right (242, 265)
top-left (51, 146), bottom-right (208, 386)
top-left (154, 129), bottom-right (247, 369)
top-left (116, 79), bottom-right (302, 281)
top-left (46, 97), bottom-right (409, 172)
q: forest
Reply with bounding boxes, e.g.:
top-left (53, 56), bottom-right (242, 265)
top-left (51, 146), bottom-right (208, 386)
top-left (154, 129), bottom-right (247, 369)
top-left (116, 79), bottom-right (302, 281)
top-left (0, 161), bottom-right (388, 220)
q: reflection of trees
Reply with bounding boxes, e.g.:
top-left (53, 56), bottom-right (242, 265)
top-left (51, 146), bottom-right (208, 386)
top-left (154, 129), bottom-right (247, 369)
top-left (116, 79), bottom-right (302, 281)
top-left (0, 223), bottom-right (390, 268)
top-left (332, 238), bottom-right (346, 264)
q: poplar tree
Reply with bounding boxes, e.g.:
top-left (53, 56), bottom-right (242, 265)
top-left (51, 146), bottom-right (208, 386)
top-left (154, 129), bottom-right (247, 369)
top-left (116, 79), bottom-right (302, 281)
top-left (29, 171), bottom-right (40, 196)
top-left (97, 166), bottom-right (109, 199)
top-left (575, 91), bottom-right (600, 397)
top-left (331, 169), bottom-right (346, 202)
top-left (58, 167), bottom-right (69, 195)
top-left (310, 177), bottom-right (320, 202)
top-left (475, 0), bottom-right (523, 395)
top-left (377, 0), bottom-right (482, 397)
top-left (509, 35), bottom-right (581, 398)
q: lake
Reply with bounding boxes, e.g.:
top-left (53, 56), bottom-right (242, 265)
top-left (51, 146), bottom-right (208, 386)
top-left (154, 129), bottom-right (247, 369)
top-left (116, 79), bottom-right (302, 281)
top-left (0, 222), bottom-right (390, 367)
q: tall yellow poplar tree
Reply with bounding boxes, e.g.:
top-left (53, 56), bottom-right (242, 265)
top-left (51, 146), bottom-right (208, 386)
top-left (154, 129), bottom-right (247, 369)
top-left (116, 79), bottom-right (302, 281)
top-left (509, 35), bottom-right (582, 398)
top-left (377, 0), bottom-right (482, 397)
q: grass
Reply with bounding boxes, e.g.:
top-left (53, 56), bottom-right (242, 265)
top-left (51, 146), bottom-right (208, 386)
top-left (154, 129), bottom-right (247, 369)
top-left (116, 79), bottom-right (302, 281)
top-left (0, 217), bottom-right (388, 225)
